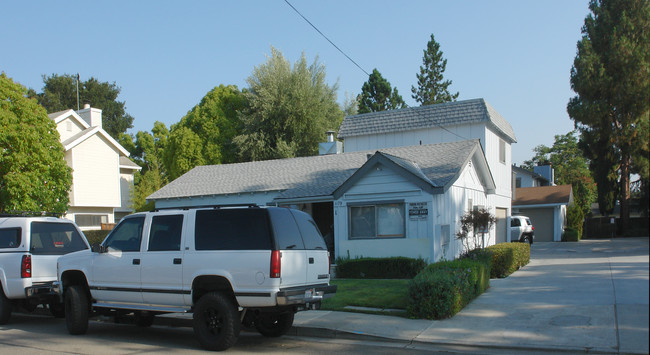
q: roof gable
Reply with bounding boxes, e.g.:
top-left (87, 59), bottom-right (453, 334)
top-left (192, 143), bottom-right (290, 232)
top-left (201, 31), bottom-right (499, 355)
top-left (49, 109), bottom-right (90, 129)
top-left (61, 126), bottom-right (130, 156)
top-left (338, 98), bottom-right (517, 143)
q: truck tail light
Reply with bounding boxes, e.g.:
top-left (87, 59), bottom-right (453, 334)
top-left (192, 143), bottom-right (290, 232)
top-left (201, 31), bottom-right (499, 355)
top-left (270, 250), bottom-right (281, 278)
top-left (531, 226), bottom-right (535, 230)
top-left (21, 255), bottom-right (32, 278)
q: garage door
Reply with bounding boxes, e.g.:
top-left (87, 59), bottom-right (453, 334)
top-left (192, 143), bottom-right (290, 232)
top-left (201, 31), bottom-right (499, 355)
top-left (495, 208), bottom-right (507, 244)
top-left (522, 208), bottom-right (554, 242)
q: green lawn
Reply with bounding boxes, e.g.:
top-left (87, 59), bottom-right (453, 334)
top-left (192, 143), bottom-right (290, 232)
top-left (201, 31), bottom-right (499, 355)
top-left (321, 279), bottom-right (410, 316)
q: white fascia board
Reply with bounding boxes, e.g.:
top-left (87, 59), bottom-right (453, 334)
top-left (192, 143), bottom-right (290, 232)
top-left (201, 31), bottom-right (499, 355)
top-left (63, 126), bottom-right (130, 156)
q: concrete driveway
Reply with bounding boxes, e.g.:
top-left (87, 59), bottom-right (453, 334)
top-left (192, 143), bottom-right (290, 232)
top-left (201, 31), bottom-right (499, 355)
top-left (294, 238), bottom-right (650, 354)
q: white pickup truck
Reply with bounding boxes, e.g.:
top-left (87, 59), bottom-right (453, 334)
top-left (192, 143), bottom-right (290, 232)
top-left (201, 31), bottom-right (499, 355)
top-left (0, 215), bottom-right (89, 324)
top-left (55, 205), bottom-right (336, 351)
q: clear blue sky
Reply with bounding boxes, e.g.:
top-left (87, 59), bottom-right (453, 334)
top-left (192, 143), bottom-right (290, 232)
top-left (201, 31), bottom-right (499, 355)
top-left (2, 0), bottom-right (590, 165)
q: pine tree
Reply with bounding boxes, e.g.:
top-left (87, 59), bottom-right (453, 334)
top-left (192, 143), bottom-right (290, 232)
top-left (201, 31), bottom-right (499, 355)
top-left (411, 34), bottom-right (459, 105)
top-left (357, 69), bottom-right (406, 114)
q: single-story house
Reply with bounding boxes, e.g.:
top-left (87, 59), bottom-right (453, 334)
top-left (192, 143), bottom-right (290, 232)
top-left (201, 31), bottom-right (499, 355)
top-left (512, 185), bottom-right (573, 242)
top-left (148, 139), bottom-right (496, 262)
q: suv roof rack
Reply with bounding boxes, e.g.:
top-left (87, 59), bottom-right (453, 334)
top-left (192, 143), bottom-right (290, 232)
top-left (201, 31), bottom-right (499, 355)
top-left (153, 204), bottom-right (259, 212)
top-left (0, 211), bottom-right (63, 218)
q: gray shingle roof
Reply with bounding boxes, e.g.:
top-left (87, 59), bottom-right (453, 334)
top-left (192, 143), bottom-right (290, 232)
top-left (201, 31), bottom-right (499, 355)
top-left (148, 140), bottom-right (481, 201)
top-left (338, 98), bottom-right (517, 143)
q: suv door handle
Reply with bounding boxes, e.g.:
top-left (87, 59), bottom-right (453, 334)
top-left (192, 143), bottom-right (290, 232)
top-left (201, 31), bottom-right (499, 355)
top-left (173, 258), bottom-right (182, 265)
top-left (133, 259), bottom-right (140, 265)
top-left (309, 257), bottom-right (314, 264)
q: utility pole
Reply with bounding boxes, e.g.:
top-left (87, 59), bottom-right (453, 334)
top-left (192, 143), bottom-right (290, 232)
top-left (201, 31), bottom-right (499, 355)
top-left (75, 73), bottom-right (80, 111)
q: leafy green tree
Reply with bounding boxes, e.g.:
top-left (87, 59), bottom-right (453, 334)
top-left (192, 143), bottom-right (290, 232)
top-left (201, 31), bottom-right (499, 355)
top-left (164, 126), bottom-right (205, 181)
top-left (0, 73), bottom-right (72, 214)
top-left (523, 131), bottom-right (596, 215)
top-left (567, 0), bottom-right (649, 232)
top-left (357, 69), bottom-right (407, 114)
top-left (234, 47), bottom-right (343, 161)
top-left (36, 74), bottom-right (134, 139)
top-left (411, 34), bottom-right (459, 105)
top-left (168, 85), bottom-right (245, 166)
top-left (120, 121), bottom-right (170, 211)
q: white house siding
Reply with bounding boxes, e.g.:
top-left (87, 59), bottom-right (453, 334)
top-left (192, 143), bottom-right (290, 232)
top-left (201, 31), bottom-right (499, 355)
top-left (69, 134), bottom-right (120, 208)
top-left (56, 116), bottom-right (86, 142)
top-left (432, 163), bottom-right (491, 261)
top-left (342, 124), bottom-right (486, 153)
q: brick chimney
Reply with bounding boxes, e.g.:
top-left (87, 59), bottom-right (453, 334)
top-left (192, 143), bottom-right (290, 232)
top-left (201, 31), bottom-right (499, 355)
top-left (77, 103), bottom-right (103, 128)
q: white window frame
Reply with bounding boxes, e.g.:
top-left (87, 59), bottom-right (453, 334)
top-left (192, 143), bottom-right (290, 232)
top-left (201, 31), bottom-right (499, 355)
top-left (348, 201), bottom-right (406, 240)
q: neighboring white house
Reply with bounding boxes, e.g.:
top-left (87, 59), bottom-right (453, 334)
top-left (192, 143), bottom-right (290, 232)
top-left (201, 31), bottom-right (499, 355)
top-left (148, 139), bottom-right (496, 262)
top-left (49, 105), bottom-right (141, 230)
top-left (512, 164), bottom-right (572, 242)
top-left (338, 98), bottom-right (517, 243)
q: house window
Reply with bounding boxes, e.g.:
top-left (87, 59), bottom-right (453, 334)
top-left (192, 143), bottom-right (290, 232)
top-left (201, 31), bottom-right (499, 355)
top-left (499, 138), bottom-right (506, 164)
top-left (516, 177), bottom-right (522, 188)
top-left (75, 214), bottom-right (108, 227)
top-left (349, 202), bottom-right (405, 239)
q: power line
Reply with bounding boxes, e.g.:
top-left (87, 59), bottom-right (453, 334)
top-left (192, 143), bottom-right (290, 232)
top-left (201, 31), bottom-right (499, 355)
top-left (283, 0), bottom-right (370, 77)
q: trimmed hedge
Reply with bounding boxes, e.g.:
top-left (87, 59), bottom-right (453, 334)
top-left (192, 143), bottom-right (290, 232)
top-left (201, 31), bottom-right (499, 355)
top-left (335, 257), bottom-right (427, 279)
top-left (562, 227), bottom-right (581, 242)
top-left (472, 243), bottom-right (530, 278)
top-left (83, 230), bottom-right (110, 246)
top-left (407, 258), bottom-right (490, 320)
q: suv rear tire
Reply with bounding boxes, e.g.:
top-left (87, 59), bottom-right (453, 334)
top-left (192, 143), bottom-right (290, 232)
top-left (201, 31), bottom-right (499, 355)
top-left (193, 292), bottom-right (240, 351)
top-left (65, 285), bottom-right (89, 335)
top-left (255, 312), bottom-right (294, 337)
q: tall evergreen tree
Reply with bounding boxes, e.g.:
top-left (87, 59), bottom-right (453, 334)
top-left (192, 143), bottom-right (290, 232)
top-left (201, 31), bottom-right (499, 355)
top-left (357, 69), bottom-right (406, 114)
top-left (36, 74), bottom-right (134, 139)
top-left (411, 34), bottom-right (459, 105)
top-left (567, 0), bottom-right (649, 231)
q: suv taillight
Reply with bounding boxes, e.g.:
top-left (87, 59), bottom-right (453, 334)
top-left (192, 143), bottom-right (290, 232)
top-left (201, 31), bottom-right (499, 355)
top-left (270, 250), bottom-right (281, 278)
top-left (21, 255), bottom-right (32, 278)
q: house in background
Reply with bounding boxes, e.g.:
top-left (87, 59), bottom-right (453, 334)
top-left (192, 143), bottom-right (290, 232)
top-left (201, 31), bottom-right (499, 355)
top-left (338, 98), bottom-right (517, 243)
top-left (148, 139), bottom-right (496, 262)
top-left (49, 104), bottom-right (141, 230)
top-left (512, 164), bottom-right (553, 188)
top-left (512, 185), bottom-right (573, 242)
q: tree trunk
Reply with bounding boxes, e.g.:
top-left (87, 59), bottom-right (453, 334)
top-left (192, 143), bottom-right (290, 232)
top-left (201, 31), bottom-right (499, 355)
top-left (619, 154), bottom-right (631, 235)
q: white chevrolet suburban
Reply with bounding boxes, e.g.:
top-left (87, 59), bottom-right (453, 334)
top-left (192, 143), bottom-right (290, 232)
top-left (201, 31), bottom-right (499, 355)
top-left (55, 205), bottom-right (336, 351)
top-left (0, 214), bottom-right (89, 324)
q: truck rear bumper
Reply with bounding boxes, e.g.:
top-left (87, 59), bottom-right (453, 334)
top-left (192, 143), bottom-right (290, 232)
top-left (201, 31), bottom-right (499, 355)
top-left (24, 282), bottom-right (58, 302)
top-left (276, 284), bottom-right (337, 306)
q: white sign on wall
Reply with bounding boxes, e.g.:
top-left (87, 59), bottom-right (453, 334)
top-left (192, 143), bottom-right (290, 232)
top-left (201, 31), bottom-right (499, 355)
top-left (408, 202), bottom-right (428, 220)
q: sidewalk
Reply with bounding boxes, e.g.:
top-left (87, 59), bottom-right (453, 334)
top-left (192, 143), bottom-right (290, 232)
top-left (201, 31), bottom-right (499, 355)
top-left (291, 238), bottom-right (649, 354)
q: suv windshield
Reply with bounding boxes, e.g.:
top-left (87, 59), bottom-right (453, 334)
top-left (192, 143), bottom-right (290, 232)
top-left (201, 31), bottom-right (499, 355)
top-left (30, 222), bottom-right (88, 255)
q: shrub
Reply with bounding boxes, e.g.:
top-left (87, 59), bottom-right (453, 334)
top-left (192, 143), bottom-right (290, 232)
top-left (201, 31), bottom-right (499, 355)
top-left (83, 230), bottom-right (110, 246)
top-left (479, 243), bottom-right (530, 278)
top-left (407, 258), bottom-right (490, 320)
top-left (567, 205), bottom-right (584, 237)
top-left (562, 227), bottom-right (581, 242)
top-left (335, 257), bottom-right (427, 279)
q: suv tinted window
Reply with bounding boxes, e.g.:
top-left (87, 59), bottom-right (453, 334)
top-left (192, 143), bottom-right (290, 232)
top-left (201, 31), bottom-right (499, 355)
top-left (30, 222), bottom-right (88, 255)
top-left (290, 210), bottom-right (326, 250)
top-left (195, 209), bottom-right (272, 250)
top-left (149, 215), bottom-right (183, 251)
top-left (104, 217), bottom-right (145, 252)
top-left (0, 228), bottom-right (21, 248)
top-left (511, 218), bottom-right (520, 227)
top-left (268, 208), bottom-right (304, 250)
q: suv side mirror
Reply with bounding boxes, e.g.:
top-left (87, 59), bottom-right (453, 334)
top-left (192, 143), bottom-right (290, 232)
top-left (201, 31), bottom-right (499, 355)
top-left (91, 243), bottom-right (106, 253)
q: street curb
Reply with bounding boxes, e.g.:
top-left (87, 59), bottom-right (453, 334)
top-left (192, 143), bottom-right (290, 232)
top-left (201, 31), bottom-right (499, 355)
top-left (290, 325), bottom-right (624, 355)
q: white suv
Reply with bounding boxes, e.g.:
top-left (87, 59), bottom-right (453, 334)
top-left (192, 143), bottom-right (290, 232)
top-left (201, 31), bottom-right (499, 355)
top-left (0, 214), bottom-right (89, 324)
top-left (511, 215), bottom-right (535, 244)
top-left (55, 205), bottom-right (336, 351)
